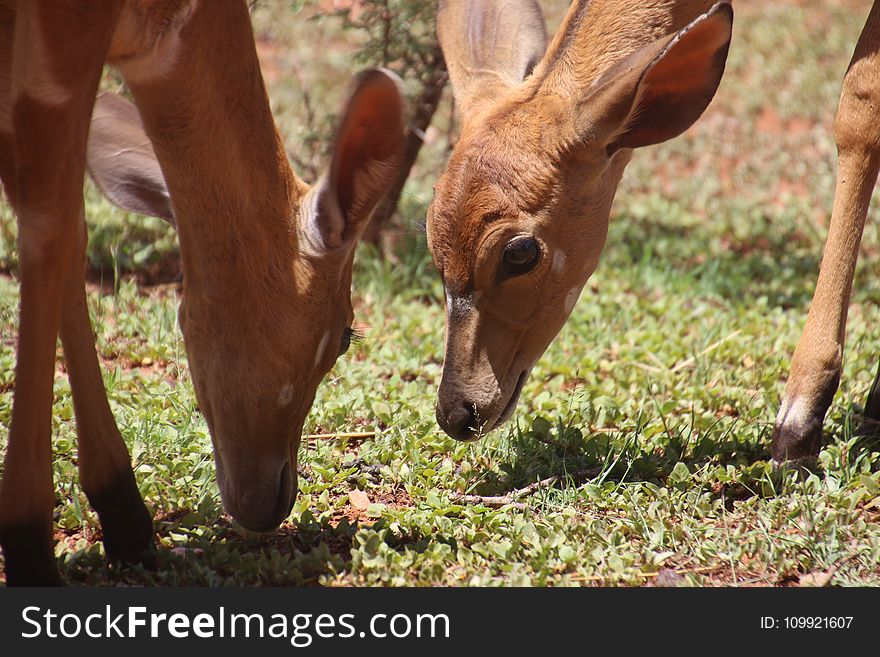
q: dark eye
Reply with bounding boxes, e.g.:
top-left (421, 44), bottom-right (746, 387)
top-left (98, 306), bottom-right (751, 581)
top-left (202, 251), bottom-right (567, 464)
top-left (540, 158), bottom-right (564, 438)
top-left (501, 236), bottom-right (541, 277)
top-left (339, 327), bottom-right (362, 357)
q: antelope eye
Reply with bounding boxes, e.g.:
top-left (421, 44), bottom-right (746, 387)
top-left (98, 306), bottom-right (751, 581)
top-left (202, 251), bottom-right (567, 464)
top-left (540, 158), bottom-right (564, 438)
top-left (339, 326), bottom-right (362, 357)
top-left (501, 236), bottom-right (541, 276)
top-left (339, 327), bottom-right (354, 356)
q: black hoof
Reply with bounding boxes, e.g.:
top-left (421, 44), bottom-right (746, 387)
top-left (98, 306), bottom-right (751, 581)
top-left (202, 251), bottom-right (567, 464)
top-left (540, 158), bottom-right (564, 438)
top-left (107, 543), bottom-right (158, 573)
top-left (100, 512), bottom-right (156, 569)
top-left (4, 562), bottom-right (63, 587)
top-left (86, 471), bottom-right (156, 569)
top-left (771, 401), bottom-right (824, 465)
top-left (0, 521), bottom-right (63, 586)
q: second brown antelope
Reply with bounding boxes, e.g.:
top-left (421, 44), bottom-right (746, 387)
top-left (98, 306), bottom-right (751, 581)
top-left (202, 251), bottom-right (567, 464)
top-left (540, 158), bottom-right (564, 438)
top-left (427, 0), bottom-right (733, 440)
top-left (0, 0), bottom-right (404, 585)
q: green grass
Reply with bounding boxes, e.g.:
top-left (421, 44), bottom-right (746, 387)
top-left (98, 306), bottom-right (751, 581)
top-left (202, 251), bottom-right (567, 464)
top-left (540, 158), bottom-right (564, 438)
top-left (1, 0), bottom-right (880, 586)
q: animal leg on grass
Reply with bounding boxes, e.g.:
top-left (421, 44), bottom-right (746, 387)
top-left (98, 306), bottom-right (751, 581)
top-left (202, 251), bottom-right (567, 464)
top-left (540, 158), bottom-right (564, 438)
top-left (0, 1), bottom-right (119, 585)
top-left (773, 0), bottom-right (880, 466)
top-left (59, 217), bottom-right (155, 568)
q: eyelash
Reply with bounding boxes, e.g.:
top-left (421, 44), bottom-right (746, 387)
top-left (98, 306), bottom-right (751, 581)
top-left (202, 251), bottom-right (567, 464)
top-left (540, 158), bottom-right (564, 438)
top-left (340, 327), bottom-right (364, 356)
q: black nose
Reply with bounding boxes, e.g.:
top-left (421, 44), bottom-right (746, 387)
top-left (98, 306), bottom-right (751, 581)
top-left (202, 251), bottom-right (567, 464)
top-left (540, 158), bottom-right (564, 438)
top-left (229, 461), bottom-right (296, 533)
top-left (437, 402), bottom-right (481, 441)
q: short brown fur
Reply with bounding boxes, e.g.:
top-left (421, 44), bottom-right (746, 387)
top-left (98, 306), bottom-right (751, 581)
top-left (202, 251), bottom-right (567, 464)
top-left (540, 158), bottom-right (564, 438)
top-left (429, 0), bottom-right (732, 440)
top-left (0, 0), bottom-right (404, 584)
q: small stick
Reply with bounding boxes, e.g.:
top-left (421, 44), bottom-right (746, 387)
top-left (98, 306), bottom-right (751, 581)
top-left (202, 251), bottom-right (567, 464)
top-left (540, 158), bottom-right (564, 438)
top-left (305, 431), bottom-right (376, 441)
top-left (643, 350), bottom-right (668, 371)
top-left (588, 426), bottom-right (619, 435)
top-left (670, 329), bottom-right (742, 373)
top-left (627, 361), bottom-right (663, 374)
top-left (450, 467), bottom-right (600, 509)
top-left (570, 565), bottom-right (724, 583)
top-left (450, 495), bottom-right (527, 510)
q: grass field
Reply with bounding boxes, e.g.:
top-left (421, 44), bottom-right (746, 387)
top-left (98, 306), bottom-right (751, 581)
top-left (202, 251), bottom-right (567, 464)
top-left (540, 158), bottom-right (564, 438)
top-left (2, 0), bottom-right (880, 586)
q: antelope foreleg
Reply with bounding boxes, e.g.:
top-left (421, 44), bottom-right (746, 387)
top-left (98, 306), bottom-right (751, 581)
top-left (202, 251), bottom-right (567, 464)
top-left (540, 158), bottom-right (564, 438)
top-left (773, 1), bottom-right (880, 465)
top-left (0, 0), bottom-right (121, 585)
top-left (59, 217), bottom-right (155, 568)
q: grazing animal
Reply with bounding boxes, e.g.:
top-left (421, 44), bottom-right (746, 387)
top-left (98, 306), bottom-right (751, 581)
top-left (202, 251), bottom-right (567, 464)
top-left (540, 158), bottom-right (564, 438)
top-left (427, 0), bottom-right (733, 440)
top-left (773, 1), bottom-right (880, 464)
top-left (0, 0), bottom-right (404, 585)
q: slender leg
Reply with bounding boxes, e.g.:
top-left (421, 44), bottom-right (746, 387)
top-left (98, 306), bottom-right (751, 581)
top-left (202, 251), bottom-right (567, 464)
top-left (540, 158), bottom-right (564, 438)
top-left (773, 0), bottom-right (880, 465)
top-left (0, 1), bottom-right (120, 585)
top-left (59, 218), bottom-right (155, 567)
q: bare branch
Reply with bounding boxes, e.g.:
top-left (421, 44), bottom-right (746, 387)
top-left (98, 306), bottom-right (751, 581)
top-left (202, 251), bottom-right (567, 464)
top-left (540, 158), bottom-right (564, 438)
top-left (450, 467), bottom-right (601, 509)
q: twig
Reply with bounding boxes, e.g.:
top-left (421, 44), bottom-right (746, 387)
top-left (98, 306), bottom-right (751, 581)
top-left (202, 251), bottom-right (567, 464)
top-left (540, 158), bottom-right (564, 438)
top-left (569, 565), bottom-right (723, 583)
top-left (305, 431), bottom-right (376, 441)
top-left (450, 467), bottom-right (600, 509)
top-left (670, 329), bottom-right (742, 373)
top-left (643, 350), bottom-right (668, 371)
top-left (450, 495), bottom-right (527, 510)
top-left (627, 361), bottom-right (663, 374)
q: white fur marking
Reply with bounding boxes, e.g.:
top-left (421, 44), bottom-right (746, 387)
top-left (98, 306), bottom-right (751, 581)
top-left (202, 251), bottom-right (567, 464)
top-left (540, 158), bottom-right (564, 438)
top-left (775, 396), bottom-right (808, 428)
top-left (314, 330), bottom-right (330, 369)
top-left (446, 292), bottom-right (473, 318)
top-left (564, 286), bottom-right (581, 314)
top-left (297, 182), bottom-right (350, 257)
top-left (552, 249), bottom-right (567, 273)
top-left (277, 383), bottom-right (294, 407)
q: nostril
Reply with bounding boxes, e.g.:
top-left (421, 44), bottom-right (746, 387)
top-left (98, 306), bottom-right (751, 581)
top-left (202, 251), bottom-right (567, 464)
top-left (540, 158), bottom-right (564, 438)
top-left (460, 402), bottom-right (478, 426)
top-left (437, 401), bottom-right (481, 441)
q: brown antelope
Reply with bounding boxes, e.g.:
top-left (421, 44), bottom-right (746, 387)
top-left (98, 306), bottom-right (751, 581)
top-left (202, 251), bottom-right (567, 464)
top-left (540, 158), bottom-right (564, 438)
top-left (0, 0), bottom-right (404, 585)
top-left (773, 1), bottom-right (880, 465)
top-left (428, 0), bottom-right (733, 440)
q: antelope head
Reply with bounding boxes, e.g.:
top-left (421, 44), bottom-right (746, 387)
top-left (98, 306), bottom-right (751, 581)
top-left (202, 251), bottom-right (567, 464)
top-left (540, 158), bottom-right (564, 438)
top-left (428, 0), bottom-right (733, 440)
top-left (87, 64), bottom-right (405, 530)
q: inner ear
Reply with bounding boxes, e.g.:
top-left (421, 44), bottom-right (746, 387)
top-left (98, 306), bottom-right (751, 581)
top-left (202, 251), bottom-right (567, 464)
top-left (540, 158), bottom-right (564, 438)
top-left (313, 68), bottom-right (405, 250)
top-left (330, 76), bottom-right (403, 221)
top-left (87, 92), bottom-right (175, 224)
top-left (607, 2), bottom-right (733, 152)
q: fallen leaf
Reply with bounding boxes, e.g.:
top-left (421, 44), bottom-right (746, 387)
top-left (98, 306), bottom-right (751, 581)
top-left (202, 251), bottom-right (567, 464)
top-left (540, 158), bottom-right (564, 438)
top-left (349, 489), bottom-right (371, 510)
top-left (799, 569), bottom-right (835, 587)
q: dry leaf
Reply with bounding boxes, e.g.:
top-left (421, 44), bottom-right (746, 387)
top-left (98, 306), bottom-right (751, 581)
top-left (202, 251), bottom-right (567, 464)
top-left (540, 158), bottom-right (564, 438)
top-left (799, 569), bottom-right (835, 587)
top-left (349, 489), bottom-right (371, 510)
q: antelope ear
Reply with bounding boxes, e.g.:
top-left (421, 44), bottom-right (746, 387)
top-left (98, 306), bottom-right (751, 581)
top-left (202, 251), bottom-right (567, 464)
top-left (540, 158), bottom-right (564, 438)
top-left (570, 1), bottom-right (732, 155)
top-left (87, 92), bottom-right (175, 224)
top-left (437, 0), bottom-right (546, 128)
top-left (307, 68), bottom-right (405, 251)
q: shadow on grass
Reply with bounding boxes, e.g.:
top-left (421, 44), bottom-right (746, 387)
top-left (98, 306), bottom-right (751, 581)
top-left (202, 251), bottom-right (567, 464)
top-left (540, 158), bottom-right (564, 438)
top-left (465, 404), bottom-right (880, 512)
top-left (56, 512), bottom-right (361, 587)
top-left (466, 414), bottom-right (776, 501)
top-left (52, 488), bottom-right (444, 587)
